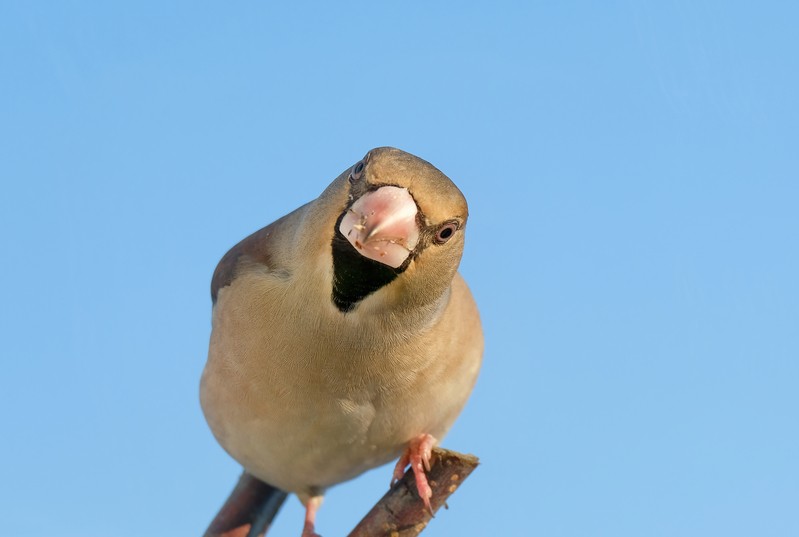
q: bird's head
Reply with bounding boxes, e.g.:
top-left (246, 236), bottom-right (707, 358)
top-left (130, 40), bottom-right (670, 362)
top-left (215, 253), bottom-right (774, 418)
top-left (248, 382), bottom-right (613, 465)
top-left (328, 147), bottom-right (469, 313)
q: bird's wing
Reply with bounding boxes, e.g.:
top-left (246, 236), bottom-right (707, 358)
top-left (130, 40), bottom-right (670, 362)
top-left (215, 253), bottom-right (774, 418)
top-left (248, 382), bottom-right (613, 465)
top-left (210, 205), bottom-right (309, 304)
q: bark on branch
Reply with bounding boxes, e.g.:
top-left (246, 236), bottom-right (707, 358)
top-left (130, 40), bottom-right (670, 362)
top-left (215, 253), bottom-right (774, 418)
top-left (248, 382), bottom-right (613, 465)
top-left (347, 448), bottom-right (479, 537)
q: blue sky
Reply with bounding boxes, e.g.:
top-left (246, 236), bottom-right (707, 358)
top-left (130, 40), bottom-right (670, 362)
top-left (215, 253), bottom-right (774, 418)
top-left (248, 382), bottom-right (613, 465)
top-left (2, 2), bottom-right (797, 536)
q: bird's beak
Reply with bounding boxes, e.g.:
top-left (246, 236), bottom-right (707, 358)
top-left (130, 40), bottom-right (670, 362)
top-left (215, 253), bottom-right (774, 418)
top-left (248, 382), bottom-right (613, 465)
top-left (338, 186), bottom-right (420, 268)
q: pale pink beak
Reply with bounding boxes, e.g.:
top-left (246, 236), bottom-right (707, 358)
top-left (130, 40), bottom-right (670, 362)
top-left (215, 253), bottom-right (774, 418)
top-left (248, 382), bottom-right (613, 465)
top-left (338, 186), bottom-right (420, 268)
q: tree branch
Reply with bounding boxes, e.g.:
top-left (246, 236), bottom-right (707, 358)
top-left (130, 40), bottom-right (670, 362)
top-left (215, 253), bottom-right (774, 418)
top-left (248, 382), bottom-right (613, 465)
top-left (347, 448), bottom-right (479, 537)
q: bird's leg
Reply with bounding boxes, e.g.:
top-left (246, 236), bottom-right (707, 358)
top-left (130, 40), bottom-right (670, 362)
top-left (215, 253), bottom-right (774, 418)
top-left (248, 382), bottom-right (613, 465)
top-left (301, 495), bottom-right (323, 537)
top-left (391, 433), bottom-right (437, 514)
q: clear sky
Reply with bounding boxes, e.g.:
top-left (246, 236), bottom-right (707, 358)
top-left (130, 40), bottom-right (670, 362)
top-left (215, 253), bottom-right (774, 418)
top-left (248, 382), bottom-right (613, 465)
top-left (2, 2), bottom-right (797, 536)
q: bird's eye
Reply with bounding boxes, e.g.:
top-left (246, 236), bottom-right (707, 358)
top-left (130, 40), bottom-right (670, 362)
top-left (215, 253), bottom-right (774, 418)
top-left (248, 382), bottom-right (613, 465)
top-left (349, 161), bottom-right (365, 183)
top-left (434, 222), bottom-right (459, 244)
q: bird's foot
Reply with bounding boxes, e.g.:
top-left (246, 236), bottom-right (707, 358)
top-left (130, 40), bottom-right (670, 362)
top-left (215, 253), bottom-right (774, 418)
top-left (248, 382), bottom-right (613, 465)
top-left (301, 496), bottom-right (323, 537)
top-left (391, 433), bottom-right (437, 514)
top-left (301, 523), bottom-right (320, 537)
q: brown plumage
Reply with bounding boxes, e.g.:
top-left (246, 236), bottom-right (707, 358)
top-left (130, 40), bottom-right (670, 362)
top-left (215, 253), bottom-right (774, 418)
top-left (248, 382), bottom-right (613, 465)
top-left (201, 147), bottom-right (483, 536)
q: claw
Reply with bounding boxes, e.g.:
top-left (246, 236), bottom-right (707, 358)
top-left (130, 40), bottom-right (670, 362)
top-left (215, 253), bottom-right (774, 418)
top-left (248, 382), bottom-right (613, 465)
top-left (390, 434), bottom-right (437, 514)
top-left (391, 450), bottom-right (411, 487)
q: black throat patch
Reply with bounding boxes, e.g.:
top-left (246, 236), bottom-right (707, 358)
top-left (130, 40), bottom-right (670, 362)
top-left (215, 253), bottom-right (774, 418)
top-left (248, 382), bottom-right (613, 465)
top-left (331, 228), bottom-right (404, 312)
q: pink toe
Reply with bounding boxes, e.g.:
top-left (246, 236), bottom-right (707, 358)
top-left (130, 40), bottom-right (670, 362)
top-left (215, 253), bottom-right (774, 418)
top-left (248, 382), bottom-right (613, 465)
top-left (392, 433), bottom-right (438, 514)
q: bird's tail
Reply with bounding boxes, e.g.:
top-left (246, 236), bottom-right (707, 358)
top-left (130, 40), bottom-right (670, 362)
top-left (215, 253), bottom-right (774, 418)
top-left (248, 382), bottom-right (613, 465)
top-left (203, 472), bottom-right (288, 537)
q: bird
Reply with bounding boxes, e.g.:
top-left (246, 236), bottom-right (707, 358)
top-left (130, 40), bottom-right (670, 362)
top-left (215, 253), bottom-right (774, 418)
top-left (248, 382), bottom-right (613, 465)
top-left (200, 147), bottom-right (483, 536)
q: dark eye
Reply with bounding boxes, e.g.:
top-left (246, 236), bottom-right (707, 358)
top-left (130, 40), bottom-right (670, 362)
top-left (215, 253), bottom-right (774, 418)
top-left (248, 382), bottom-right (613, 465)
top-left (349, 160), bottom-right (365, 183)
top-left (434, 222), bottom-right (459, 244)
